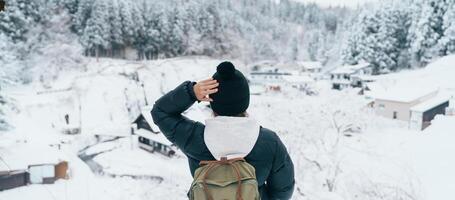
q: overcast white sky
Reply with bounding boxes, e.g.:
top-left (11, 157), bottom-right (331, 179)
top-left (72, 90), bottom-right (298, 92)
top-left (292, 0), bottom-right (377, 8)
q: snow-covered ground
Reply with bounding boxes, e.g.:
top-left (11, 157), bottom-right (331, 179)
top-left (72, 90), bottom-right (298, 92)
top-left (1, 56), bottom-right (454, 200)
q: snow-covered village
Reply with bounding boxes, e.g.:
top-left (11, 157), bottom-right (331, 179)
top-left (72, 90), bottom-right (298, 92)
top-left (1, 0), bottom-right (455, 200)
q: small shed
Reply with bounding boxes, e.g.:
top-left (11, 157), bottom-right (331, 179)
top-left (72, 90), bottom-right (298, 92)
top-left (132, 108), bottom-right (177, 157)
top-left (0, 146), bottom-right (69, 190)
top-left (28, 164), bottom-right (56, 184)
top-left (0, 170), bottom-right (28, 191)
top-left (409, 95), bottom-right (450, 130)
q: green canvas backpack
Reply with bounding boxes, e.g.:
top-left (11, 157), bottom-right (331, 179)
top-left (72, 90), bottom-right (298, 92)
top-left (189, 157), bottom-right (260, 200)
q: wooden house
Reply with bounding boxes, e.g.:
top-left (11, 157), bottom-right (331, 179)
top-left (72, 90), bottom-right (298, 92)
top-left (132, 108), bottom-right (177, 157)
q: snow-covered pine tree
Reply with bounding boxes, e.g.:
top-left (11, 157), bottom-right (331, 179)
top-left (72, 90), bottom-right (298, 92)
top-left (80, 0), bottom-right (110, 58)
top-left (342, 35), bottom-right (360, 65)
top-left (165, 7), bottom-right (185, 57)
top-left (410, 0), bottom-right (450, 66)
top-left (343, 3), bottom-right (411, 73)
top-left (72, 0), bottom-right (93, 35)
top-left (438, 1), bottom-right (455, 54)
top-left (0, 0), bottom-right (28, 42)
top-left (143, 1), bottom-right (167, 59)
top-left (61, 0), bottom-right (80, 15)
top-left (182, 1), bottom-right (204, 55)
top-left (129, 1), bottom-right (146, 60)
top-left (108, 0), bottom-right (124, 57)
top-left (0, 32), bottom-right (18, 131)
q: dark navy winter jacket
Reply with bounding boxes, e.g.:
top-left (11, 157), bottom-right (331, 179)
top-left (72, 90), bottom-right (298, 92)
top-left (151, 81), bottom-right (295, 200)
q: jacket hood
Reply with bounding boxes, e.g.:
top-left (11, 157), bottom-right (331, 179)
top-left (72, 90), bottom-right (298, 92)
top-left (204, 116), bottom-right (260, 160)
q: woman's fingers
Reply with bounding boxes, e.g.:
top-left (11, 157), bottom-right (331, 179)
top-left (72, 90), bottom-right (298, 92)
top-left (194, 78), bottom-right (218, 102)
top-left (204, 88), bottom-right (218, 95)
top-left (199, 78), bottom-right (216, 85)
top-left (202, 82), bottom-right (219, 90)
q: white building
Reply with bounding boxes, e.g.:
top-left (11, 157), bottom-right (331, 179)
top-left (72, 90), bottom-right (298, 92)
top-left (373, 86), bottom-right (451, 130)
top-left (330, 63), bottom-right (373, 90)
top-left (248, 67), bottom-right (294, 85)
top-left (300, 61), bottom-right (322, 73)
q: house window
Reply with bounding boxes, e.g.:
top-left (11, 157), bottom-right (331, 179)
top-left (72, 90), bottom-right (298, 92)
top-left (378, 104), bottom-right (385, 110)
top-left (393, 111), bottom-right (398, 119)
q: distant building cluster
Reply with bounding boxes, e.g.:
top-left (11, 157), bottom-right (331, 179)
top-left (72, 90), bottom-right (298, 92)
top-left (247, 61), bottom-right (321, 95)
top-left (329, 62), bottom-right (374, 90)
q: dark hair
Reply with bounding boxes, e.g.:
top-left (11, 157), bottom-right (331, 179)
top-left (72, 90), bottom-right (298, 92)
top-left (213, 111), bottom-right (248, 117)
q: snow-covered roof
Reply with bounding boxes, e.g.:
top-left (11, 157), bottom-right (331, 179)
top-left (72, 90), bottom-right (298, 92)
top-left (374, 85), bottom-right (438, 103)
top-left (370, 55), bottom-right (455, 95)
top-left (351, 75), bottom-right (377, 81)
top-left (140, 106), bottom-right (160, 132)
top-left (331, 62), bottom-right (370, 74)
top-left (410, 95), bottom-right (450, 112)
top-left (0, 145), bottom-right (66, 172)
top-left (300, 61), bottom-right (322, 69)
top-left (283, 75), bottom-right (314, 83)
top-left (135, 129), bottom-right (173, 146)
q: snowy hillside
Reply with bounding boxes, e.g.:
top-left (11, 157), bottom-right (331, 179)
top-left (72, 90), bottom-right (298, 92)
top-left (1, 56), bottom-right (454, 200)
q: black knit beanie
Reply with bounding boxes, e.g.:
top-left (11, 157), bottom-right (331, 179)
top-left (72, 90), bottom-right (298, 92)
top-left (209, 61), bottom-right (250, 116)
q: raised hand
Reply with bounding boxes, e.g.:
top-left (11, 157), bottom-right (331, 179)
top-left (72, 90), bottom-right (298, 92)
top-left (193, 78), bottom-right (219, 102)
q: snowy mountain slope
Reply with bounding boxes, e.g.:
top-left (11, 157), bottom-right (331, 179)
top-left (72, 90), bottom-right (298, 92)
top-left (1, 56), bottom-right (454, 200)
top-left (367, 55), bottom-right (455, 98)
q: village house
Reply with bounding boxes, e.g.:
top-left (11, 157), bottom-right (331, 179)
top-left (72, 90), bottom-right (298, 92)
top-left (373, 87), bottom-right (451, 130)
top-left (248, 63), bottom-right (315, 94)
top-left (0, 146), bottom-right (69, 191)
top-left (300, 61), bottom-right (322, 73)
top-left (249, 60), bottom-right (277, 72)
top-left (132, 107), bottom-right (177, 157)
top-left (330, 62), bottom-right (373, 90)
top-left (249, 66), bottom-right (294, 84)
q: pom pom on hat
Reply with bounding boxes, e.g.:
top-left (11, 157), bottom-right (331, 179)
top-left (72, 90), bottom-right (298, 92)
top-left (217, 61), bottom-right (236, 80)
